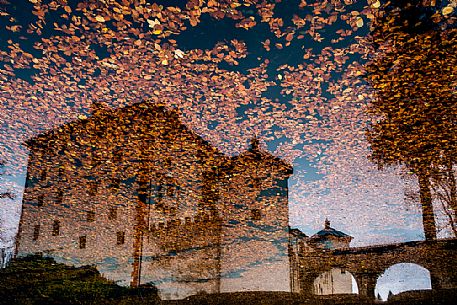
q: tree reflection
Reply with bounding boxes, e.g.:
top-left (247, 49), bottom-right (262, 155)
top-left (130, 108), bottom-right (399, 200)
top-left (365, 1), bottom-right (457, 240)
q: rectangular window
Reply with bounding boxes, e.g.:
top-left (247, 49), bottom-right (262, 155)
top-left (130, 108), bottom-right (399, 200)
top-left (37, 194), bottom-right (44, 207)
top-left (110, 177), bottom-right (120, 193)
top-left (157, 184), bottom-right (164, 199)
top-left (88, 181), bottom-right (97, 196)
top-left (116, 231), bottom-right (125, 245)
top-left (166, 184), bottom-right (176, 197)
top-left (58, 167), bottom-right (64, 181)
top-left (253, 177), bottom-right (262, 189)
top-left (108, 206), bottom-right (117, 220)
top-left (87, 210), bottom-right (95, 222)
top-left (56, 190), bottom-right (64, 204)
top-left (251, 209), bottom-right (261, 221)
top-left (33, 224), bottom-right (40, 241)
top-left (79, 236), bottom-right (86, 249)
top-left (113, 149), bottom-right (123, 162)
top-left (52, 220), bottom-right (60, 236)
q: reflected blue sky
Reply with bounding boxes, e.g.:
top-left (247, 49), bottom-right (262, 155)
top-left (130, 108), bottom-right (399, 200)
top-left (375, 263), bottom-right (432, 301)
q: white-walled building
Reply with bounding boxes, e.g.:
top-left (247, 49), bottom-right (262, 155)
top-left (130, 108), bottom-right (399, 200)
top-left (15, 102), bottom-right (293, 300)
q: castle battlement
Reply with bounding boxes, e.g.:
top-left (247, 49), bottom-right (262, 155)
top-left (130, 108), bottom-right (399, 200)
top-left (148, 211), bottom-right (222, 252)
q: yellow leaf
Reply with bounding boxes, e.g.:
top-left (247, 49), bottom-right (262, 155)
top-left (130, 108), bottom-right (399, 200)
top-left (95, 15), bottom-right (105, 22)
top-left (174, 49), bottom-right (185, 59)
top-left (442, 6), bottom-right (454, 16)
top-left (356, 17), bottom-right (364, 27)
top-left (147, 19), bottom-right (160, 28)
top-left (153, 29), bottom-right (162, 35)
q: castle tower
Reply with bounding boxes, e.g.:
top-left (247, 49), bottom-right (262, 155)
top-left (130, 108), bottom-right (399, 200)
top-left (309, 219), bottom-right (353, 250)
top-left (217, 137), bottom-right (293, 292)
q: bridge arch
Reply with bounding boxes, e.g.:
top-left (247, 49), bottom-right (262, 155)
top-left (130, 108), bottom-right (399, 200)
top-left (374, 263), bottom-right (431, 301)
top-left (313, 267), bottom-right (359, 295)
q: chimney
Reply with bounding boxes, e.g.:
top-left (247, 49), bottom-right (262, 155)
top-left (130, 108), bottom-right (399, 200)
top-left (324, 218), bottom-right (331, 229)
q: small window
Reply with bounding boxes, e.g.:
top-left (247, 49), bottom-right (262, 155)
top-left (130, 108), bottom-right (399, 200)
top-left (110, 177), bottom-right (121, 193)
top-left (253, 177), bottom-right (262, 189)
top-left (108, 206), bottom-right (117, 221)
top-left (56, 190), bottom-right (64, 204)
top-left (196, 149), bottom-right (205, 162)
top-left (251, 209), bottom-right (261, 221)
top-left (79, 235), bottom-right (86, 249)
top-left (58, 167), bottom-right (64, 180)
top-left (341, 269), bottom-right (346, 274)
top-left (88, 181), bottom-right (97, 196)
top-left (33, 224), bottom-right (40, 241)
top-left (156, 184), bottom-right (164, 199)
top-left (52, 220), bottom-right (60, 236)
top-left (37, 194), bottom-right (44, 207)
top-left (166, 184), bottom-right (176, 197)
top-left (116, 231), bottom-right (125, 245)
top-left (87, 210), bottom-right (95, 222)
top-left (113, 149), bottom-right (123, 162)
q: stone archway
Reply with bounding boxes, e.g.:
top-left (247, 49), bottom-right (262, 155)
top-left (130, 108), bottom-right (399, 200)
top-left (374, 263), bottom-right (431, 301)
top-left (313, 268), bottom-right (359, 295)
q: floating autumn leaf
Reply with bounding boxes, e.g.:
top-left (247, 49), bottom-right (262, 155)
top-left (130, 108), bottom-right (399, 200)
top-left (95, 15), bottom-right (105, 23)
top-left (174, 49), bottom-right (185, 59)
top-left (262, 39), bottom-right (271, 51)
top-left (442, 6), bottom-right (454, 16)
top-left (147, 18), bottom-right (160, 28)
top-left (371, 1), bottom-right (381, 9)
top-left (285, 32), bottom-right (294, 42)
top-left (356, 17), bottom-right (364, 27)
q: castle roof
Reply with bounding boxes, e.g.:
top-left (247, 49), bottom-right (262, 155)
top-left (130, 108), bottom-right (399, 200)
top-left (25, 103), bottom-right (292, 173)
top-left (230, 137), bottom-right (293, 175)
top-left (25, 102), bottom-right (219, 156)
top-left (311, 219), bottom-right (352, 240)
top-left (289, 227), bottom-right (308, 239)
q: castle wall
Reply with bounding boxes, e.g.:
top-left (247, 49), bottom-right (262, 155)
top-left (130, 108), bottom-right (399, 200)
top-left (140, 213), bottom-right (222, 299)
top-left (16, 105), bottom-right (223, 298)
top-left (313, 268), bottom-right (355, 295)
top-left (16, 104), bottom-right (294, 300)
top-left (217, 149), bottom-right (292, 293)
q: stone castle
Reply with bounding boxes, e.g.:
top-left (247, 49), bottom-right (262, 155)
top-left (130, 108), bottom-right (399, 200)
top-left (16, 102), bottom-right (295, 300)
top-left (16, 102), bottom-right (356, 300)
